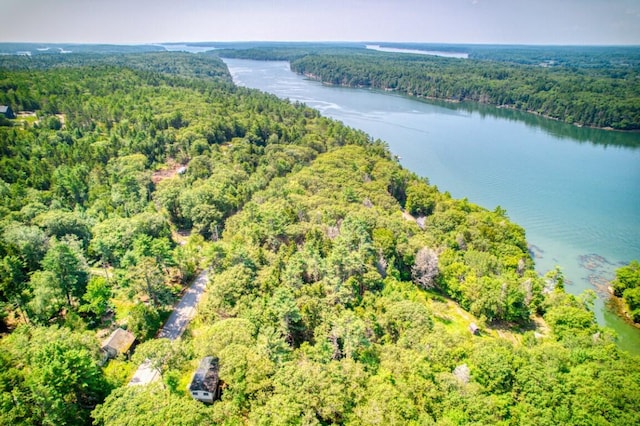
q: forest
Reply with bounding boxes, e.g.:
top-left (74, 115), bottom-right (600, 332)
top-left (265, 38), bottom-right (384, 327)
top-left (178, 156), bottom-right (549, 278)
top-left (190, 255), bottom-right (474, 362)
top-left (219, 45), bottom-right (640, 130)
top-left (364, 43), bottom-right (640, 68)
top-left (0, 50), bottom-right (639, 425)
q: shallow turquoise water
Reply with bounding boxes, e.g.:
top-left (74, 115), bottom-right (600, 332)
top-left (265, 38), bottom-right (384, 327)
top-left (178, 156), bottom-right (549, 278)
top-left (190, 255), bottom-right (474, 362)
top-left (224, 58), bottom-right (640, 353)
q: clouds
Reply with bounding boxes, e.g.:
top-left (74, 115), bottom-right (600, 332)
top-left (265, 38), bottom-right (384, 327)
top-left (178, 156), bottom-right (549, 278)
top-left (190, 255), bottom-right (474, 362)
top-left (0, 0), bottom-right (638, 45)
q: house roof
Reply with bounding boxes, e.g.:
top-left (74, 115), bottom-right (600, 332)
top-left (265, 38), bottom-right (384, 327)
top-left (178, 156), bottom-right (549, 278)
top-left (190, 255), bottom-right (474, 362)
top-left (189, 356), bottom-right (219, 392)
top-left (101, 328), bottom-right (136, 354)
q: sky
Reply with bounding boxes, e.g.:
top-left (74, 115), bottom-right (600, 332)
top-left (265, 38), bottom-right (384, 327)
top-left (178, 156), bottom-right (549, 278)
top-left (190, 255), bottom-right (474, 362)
top-left (1, 0), bottom-right (639, 45)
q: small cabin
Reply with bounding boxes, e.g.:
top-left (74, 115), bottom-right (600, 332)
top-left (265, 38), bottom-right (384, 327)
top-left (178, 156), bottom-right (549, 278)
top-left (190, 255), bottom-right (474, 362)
top-left (188, 356), bottom-right (221, 404)
top-left (469, 323), bottom-right (480, 335)
top-left (100, 328), bottom-right (136, 362)
top-left (0, 105), bottom-right (15, 119)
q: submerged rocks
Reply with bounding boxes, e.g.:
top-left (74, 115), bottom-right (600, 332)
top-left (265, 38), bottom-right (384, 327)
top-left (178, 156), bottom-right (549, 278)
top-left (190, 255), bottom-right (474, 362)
top-left (578, 253), bottom-right (616, 296)
top-left (528, 244), bottom-right (544, 259)
top-left (579, 253), bottom-right (613, 272)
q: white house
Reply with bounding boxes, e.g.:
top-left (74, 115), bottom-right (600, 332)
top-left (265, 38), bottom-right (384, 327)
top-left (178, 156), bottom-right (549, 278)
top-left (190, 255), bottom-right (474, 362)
top-left (188, 356), bottom-right (220, 404)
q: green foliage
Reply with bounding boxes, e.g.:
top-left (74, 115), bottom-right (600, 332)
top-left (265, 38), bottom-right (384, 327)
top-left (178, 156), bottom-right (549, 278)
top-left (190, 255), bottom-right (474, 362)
top-left (80, 276), bottom-right (112, 318)
top-left (613, 260), bottom-right (640, 296)
top-left (2, 222), bottom-right (48, 271)
top-left (0, 254), bottom-right (27, 316)
top-left (194, 318), bottom-right (256, 359)
top-left (219, 43), bottom-right (640, 70)
top-left (612, 260), bottom-right (640, 323)
top-left (544, 291), bottom-right (598, 340)
top-left (27, 270), bottom-right (65, 323)
top-left (89, 212), bottom-right (171, 267)
top-left (131, 338), bottom-right (186, 375)
top-left (127, 303), bottom-right (162, 341)
top-left (405, 180), bottom-right (436, 217)
top-left (0, 326), bottom-right (111, 425)
top-left (287, 50), bottom-right (640, 130)
top-left (125, 256), bottom-right (174, 306)
top-left (181, 143), bottom-right (638, 424)
top-left (33, 210), bottom-right (91, 247)
top-left (471, 341), bottom-right (515, 393)
top-left (0, 50), bottom-right (638, 426)
top-left (92, 382), bottom-right (211, 426)
top-left (42, 237), bottom-right (89, 306)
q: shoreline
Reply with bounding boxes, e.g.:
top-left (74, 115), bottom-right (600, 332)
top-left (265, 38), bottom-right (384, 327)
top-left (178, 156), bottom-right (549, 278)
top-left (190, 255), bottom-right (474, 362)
top-left (606, 288), bottom-right (640, 330)
top-left (301, 72), bottom-right (639, 133)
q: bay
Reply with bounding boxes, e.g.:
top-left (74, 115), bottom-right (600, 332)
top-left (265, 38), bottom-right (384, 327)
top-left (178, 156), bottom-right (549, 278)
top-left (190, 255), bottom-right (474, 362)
top-left (223, 58), bottom-right (640, 353)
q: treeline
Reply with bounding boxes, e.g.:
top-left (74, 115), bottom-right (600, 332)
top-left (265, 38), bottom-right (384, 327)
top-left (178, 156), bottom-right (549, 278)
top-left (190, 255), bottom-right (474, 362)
top-left (287, 52), bottom-right (640, 130)
top-left (469, 45), bottom-right (640, 69)
top-left (0, 42), bottom-right (165, 56)
top-left (1, 52), bottom-right (639, 425)
top-left (371, 43), bottom-right (640, 68)
top-left (217, 45), bottom-right (640, 129)
top-left (0, 51), bottom-right (232, 88)
top-left (216, 46), bottom-right (366, 62)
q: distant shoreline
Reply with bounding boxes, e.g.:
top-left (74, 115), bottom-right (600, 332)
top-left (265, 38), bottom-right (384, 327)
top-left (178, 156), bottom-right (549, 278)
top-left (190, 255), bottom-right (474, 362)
top-left (301, 72), bottom-right (638, 133)
top-left (365, 44), bottom-right (469, 59)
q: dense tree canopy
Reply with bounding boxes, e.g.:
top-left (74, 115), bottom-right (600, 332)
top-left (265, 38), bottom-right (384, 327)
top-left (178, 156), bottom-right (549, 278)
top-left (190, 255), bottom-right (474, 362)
top-left (0, 326), bottom-right (110, 425)
top-left (288, 53), bottom-right (640, 130)
top-left (0, 50), bottom-right (638, 425)
top-left (219, 45), bottom-right (640, 130)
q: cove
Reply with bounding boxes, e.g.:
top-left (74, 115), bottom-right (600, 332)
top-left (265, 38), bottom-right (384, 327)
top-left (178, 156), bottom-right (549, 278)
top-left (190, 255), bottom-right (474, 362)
top-left (223, 58), bottom-right (640, 354)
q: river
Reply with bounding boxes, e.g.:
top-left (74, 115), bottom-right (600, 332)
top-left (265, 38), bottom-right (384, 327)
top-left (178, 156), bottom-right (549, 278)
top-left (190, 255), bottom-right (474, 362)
top-left (223, 58), bottom-right (640, 354)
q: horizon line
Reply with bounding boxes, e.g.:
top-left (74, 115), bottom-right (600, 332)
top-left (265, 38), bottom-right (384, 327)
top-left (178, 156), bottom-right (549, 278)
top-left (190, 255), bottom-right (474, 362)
top-left (1, 41), bottom-right (640, 48)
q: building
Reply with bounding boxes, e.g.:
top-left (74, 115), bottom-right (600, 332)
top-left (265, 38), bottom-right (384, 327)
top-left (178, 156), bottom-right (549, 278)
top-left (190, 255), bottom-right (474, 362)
top-left (100, 328), bottom-right (136, 362)
top-left (0, 105), bottom-right (15, 119)
top-left (188, 356), bottom-right (220, 404)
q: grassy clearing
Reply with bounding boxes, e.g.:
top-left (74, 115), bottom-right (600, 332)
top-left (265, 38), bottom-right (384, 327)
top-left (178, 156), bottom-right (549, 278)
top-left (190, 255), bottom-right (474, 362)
top-left (424, 289), bottom-right (548, 345)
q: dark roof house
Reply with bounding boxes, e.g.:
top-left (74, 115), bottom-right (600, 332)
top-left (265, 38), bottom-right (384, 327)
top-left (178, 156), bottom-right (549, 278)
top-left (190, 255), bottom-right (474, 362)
top-left (188, 356), bottom-right (220, 404)
top-left (0, 105), bottom-right (15, 119)
top-left (100, 328), bottom-right (136, 361)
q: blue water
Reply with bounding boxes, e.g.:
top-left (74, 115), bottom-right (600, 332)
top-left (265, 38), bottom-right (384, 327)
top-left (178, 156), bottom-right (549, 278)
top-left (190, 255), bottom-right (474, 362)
top-left (224, 58), bottom-right (640, 353)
